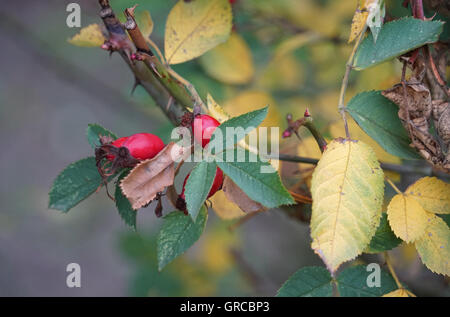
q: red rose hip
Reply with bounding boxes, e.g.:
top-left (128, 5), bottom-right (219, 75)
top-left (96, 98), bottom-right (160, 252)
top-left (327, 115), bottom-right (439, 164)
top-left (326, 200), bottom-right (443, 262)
top-left (121, 133), bottom-right (165, 160)
top-left (191, 114), bottom-right (220, 147)
top-left (177, 167), bottom-right (224, 213)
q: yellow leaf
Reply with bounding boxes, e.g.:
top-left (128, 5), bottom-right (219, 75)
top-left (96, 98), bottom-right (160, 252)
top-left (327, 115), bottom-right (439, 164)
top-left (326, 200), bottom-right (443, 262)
top-left (200, 33), bottom-right (254, 85)
top-left (207, 94), bottom-right (230, 123)
top-left (348, 5), bottom-right (368, 43)
top-left (415, 214), bottom-right (450, 276)
top-left (68, 24), bottom-right (105, 47)
top-left (257, 54), bottom-right (304, 91)
top-left (382, 288), bottom-right (413, 297)
top-left (310, 138), bottom-right (384, 273)
top-left (387, 194), bottom-right (429, 243)
top-left (137, 10), bottom-right (154, 39)
top-left (210, 190), bottom-right (246, 220)
top-left (329, 119), bottom-right (401, 181)
top-left (273, 32), bottom-right (320, 60)
top-left (164, 0), bottom-right (232, 64)
top-left (405, 177), bottom-right (450, 214)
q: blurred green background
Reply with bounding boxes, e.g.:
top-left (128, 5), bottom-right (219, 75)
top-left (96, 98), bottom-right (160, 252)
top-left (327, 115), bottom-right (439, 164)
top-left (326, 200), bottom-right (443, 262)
top-left (0, 0), bottom-right (448, 296)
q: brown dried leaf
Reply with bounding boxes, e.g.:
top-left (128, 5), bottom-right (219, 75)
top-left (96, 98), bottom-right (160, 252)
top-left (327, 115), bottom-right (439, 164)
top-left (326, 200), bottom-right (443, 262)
top-left (120, 143), bottom-right (190, 210)
top-left (433, 100), bottom-right (450, 145)
top-left (382, 83), bottom-right (432, 127)
top-left (382, 82), bottom-right (443, 166)
top-left (222, 176), bottom-right (267, 213)
top-left (165, 184), bottom-right (179, 209)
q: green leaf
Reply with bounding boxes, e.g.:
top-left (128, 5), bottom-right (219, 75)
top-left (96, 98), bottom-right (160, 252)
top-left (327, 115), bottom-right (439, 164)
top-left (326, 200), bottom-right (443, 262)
top-left (209, 107), bottom-right (268, 151)
top-left (157, 207), bottom-right (208, 271)
top-left (185, 161), bottom-right (217, 220)
top-left (337, 265), bottom-right (397, 297)
top-left (115, 170), bottom-right (137, 230)
top-left (354, 17), bottom-right (444, 70)
top-left (347, 91), bottom-right (420, 159)
top-left (216, 149), bottom-right (294, 208)
top-left (86, 123), bottom-right (117, 149)
top-left (48, 157), bottom-right (103, 212)
top-left (365, 213), bottom-right (402, 253)
top-left (276, 266), bottom-right (333, 297)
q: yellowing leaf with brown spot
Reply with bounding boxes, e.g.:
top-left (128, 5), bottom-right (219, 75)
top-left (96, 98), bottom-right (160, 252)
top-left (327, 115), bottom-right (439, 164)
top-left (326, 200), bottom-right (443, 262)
top-left (406, 177), bottom-right (450, 214)
top-left (387, 194), bottom-right (429, 243)
top-left (210, 190), bottom-right (246, 220)
top-left (164, 0), bottom-right (232, 64)
top-left (200, 33), bottom-right (254, 85)
top-left (382, 289), bottom-right (413, 297)
top-left (68, 24), bottom-right (105, 47)
top-left (348, 5), bottom-right (369, 43)
top-left (310, 138), bottom-right (384, 273)
top-left (415, 214), bottom-right (450, 276)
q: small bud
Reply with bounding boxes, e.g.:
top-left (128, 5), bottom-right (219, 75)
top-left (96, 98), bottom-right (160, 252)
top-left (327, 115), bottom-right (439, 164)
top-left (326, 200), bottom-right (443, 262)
top-left (282, 129), bottom-right (292, 138)
top-left (304, 108), bottom-right (311, 117)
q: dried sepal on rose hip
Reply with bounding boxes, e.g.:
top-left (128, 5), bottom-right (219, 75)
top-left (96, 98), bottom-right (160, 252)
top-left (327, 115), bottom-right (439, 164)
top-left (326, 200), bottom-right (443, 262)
top-left (95, 132), bottom-right (165, 185)
top-left (176, 167), bottom-right (224, 214)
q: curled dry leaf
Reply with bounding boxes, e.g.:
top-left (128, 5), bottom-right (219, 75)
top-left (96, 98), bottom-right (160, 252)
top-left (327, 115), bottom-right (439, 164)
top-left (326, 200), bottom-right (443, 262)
top-left (382, 51), bottom-right (449, 173)
top-left (382, 82), bottom-right (448, 172)
top-left (222, 176), bottom-right (267, 213)
top-left (433, 100), bottom-right (450, 145)
top-left (120, 142), bottom-right (190, 210)
top-left (382, 82), bottom-right (432, 133)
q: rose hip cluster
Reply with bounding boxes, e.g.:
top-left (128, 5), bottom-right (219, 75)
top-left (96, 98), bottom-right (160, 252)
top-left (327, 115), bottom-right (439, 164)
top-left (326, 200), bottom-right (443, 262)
top-left (95, 114), bottom-right (224, 215)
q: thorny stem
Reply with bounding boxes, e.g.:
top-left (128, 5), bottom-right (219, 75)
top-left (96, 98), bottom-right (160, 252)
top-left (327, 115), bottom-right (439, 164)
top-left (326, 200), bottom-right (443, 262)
top-left (338, 24), bottom-right (368, 139)
top-left (123, 6), bottom-right (195, 109)
top-left (412, 0), bottom-right (425, 20)
top-left (98, 0), bottom-right (186, 125)
top-left (384, 251), bottom-right (403, 289)
top-left (412, 0), bottom-right (449, 97)
top-left (385, 176), bottom-right (403, 195)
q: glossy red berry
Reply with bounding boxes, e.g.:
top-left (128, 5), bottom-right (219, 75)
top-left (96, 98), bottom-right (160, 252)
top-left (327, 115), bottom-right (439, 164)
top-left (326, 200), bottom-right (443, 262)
top-left (177, 168), bottom-right (224, 213)
top-left (106, 136), bottom-right (128, 161)
top-left (191, 114), bottom-right (220, 147)
top-left (181, 167), bottom-right (224, 200)
top-left (121, 133), bottom-right (165, 160)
